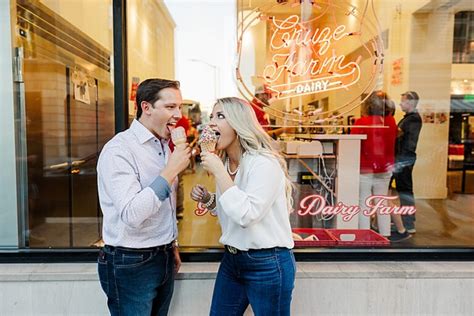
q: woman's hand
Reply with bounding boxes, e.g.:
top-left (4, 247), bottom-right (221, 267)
top-left (200, 152), bottom-right (225, 176)
top-left (190, 184), bottom-right (210, 203)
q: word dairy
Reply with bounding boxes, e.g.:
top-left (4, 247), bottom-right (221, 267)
top-left (295, 80), bottom-right (329, 94)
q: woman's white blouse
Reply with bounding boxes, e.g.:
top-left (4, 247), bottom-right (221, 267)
top-left (216, 153), bottom-right (294, 251)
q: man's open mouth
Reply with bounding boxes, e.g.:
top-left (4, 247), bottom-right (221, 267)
top-left (166, 122), bottom-right (177, 132)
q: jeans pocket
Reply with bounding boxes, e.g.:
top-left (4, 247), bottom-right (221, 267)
top-left (116, 252), bottom-right (153, 269)
top-left (98, 249), bottom-right (107, 264)
top-left (246, 249), bottom-right (276, 261)
top-left (97, 254), bottom-right (109, 295)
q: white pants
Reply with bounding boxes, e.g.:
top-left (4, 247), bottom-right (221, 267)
top-left (358, 172), bottom-right (392, 236)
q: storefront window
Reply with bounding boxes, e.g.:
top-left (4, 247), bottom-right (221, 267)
top-left (154, 0), bottom-right (473, 251)
top-left (3, 0), bottom-right (472, 253)
top-left (13, 0), bottom-right (114, 248)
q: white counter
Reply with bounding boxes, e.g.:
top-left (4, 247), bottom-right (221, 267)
top-left (281, 134), bottom-right (366, 228)
top-left (293, 133), bottom-right (367, 140)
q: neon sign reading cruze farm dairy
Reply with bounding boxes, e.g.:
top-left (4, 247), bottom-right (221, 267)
top-left (264, 15), bottom-right (361, 99)
top-left (236, 1), bottom-right (384, 122)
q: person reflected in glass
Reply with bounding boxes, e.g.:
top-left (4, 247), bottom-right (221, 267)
top-left (391, 91), bottom-right (423, 241)
top-left (351, 91), bottom-right (398, 238)
top-left (191, 97), bottom-right (296, 316)
top-left (251, 85), bottom-right (294, 139)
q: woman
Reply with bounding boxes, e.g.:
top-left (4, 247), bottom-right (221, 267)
top-left (351, 91), bottom-right (398, 237)
top-left (191, 97), bottom-right (296, 316)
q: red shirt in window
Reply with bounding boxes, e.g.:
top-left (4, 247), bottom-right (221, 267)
top-left (169, 115), bottom-right (190, 152)
top-left (250, 98), bottom-right (270, 130)
top-left (350, 115), bottom-right (397, 174)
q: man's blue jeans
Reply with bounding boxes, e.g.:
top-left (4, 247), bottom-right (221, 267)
top-left (210, 247), bottom-right (296, 316)
top-left (98, 244), bottom-right (175, 316)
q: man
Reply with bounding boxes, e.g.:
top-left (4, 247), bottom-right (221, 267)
top-left (97, 78), bottom-right (191, 315)
top-left (390, 91), bottom-right (422, 242)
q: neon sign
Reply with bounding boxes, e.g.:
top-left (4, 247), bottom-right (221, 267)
top-left (194, 194), bottom-right (416, 220)
top-left (264, 15), bottom-right (361, 99)
top-left (236, 1), bottom-right (384, 124)
top-left (298, 194), bottom-right (416, 222)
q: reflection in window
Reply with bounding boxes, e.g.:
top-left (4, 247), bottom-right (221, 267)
top-left (15, 0), bottom-right (114, 248)
top-left (453, 11), bottom-right (474, 63)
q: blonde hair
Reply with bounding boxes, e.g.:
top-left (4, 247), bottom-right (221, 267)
top-left (214, 97), bottom-right (294, 212)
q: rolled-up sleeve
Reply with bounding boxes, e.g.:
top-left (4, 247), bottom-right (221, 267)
top-left (218, 159), bottom-right (283, 228)
top-left (98, 147), bottom-right (162, 228)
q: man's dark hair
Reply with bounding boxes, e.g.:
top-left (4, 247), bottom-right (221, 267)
top-left (136, 78), bottom-right (180, 119)
top-left (365, 90), bottom-right (389, 116)
top-left (385, 99), bottom-right (396, 116)
top-left (401, 91), bottom-right (420, 107)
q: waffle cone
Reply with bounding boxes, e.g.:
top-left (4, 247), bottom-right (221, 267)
top-left (173, 139), bottom-right (186, 147)
top-left (200, 141), bottom-right (216, 153)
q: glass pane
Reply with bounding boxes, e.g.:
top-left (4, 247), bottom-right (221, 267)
top-left (126, 0), bottom-right (238, 250)
top-left (9, 0), bottom-right (469, 252)
top-left (15, 0), bottom-right (114, 248)
top-left (231, 0), bottom-right (474, 249)
top-left (123, 0), bottom-right (474, 253)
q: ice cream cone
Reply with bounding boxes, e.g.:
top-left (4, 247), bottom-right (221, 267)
top-left (200, 141), bottom-right (216, 153)
top-left (198, 125), bottom-right (219, 153)
top-left (171, 126), bottom-right (187, 148)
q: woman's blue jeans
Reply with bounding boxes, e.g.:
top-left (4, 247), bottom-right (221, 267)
top-left (210, 246), bottom-right (296, 316)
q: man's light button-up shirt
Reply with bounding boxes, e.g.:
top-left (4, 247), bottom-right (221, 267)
top-left (97, 119), bottom-right (177, 248)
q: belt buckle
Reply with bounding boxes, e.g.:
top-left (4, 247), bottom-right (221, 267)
top-left (227, 245), bottom-right (238, 254)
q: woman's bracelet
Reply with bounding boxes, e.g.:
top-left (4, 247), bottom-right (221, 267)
top-left (204, 193), bottom-right (215, 209)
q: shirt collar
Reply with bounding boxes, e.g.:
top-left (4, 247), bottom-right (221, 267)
top-left (130, 119), bottom-right (156, 144)
top-left (404, 110), bottom-right (418, 118)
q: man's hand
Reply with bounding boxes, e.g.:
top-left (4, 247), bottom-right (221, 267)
top-left (161, 145), bottom-right (191, 184)
top-left (173, 246), bottom-right (181, 275)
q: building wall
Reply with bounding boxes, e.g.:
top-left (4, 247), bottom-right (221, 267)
top-left (408, 10), bottom-right (452, 199)
top-left (0, 262), bottom-right (472, 315)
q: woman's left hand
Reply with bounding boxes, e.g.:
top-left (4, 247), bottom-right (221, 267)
top-left (200, 151), bottom-right (225, 176)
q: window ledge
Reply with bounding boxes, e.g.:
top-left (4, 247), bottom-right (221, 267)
top-left (0, 262), bottom-right (472, 282)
